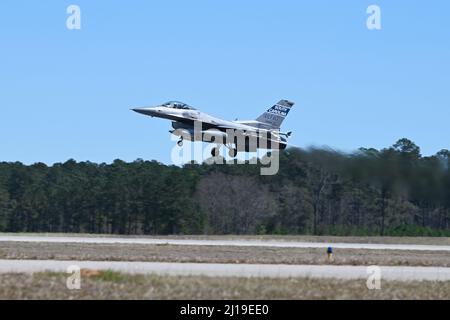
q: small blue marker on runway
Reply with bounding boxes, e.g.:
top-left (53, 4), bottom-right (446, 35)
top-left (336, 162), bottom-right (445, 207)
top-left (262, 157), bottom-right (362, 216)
top-left (327, 246), bottom-right (333, 262)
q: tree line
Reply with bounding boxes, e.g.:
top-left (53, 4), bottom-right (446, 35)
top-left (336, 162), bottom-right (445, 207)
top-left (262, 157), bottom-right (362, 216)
top-left (0, 138), bottom-right (449, 236)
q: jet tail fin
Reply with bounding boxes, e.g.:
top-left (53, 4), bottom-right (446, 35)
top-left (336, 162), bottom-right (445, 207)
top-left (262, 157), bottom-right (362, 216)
top-left (256, 100), bottom-right (294, 129)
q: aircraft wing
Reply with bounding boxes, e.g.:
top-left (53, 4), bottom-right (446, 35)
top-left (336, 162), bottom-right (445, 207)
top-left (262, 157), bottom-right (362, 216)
top-left (216, 123), bottom-right (255, 131)
top-left (215, 125), bottom-right (293, 147)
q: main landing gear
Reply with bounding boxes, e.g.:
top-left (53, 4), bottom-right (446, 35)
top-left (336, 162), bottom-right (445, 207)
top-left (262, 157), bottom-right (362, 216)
top-left (228, 148), bottom-right (237, 157)
top-left (225, 142), bottom-right (238, 158)
top-left (211, 147), bottom-right (220, 157)
top-left (211, 144), bottom-right (238, 158)
top-left (175, 138), bottom-right (238, 158)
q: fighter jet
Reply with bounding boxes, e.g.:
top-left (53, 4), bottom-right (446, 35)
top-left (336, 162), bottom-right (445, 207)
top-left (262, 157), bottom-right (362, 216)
top-left (132, 100), bottom-right (294, 157)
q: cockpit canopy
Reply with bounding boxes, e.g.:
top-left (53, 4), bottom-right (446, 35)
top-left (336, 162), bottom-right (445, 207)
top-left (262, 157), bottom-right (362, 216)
top-left (162, 101), bottom-right (196, 110)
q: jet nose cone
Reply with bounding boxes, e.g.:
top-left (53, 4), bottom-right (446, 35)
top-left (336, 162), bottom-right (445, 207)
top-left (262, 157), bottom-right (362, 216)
top-left (132, 106), bottom-right (162, 117)
top-left (131, 107), bottom-right (147, 115)
top-left (132, 107), bottom-right (159, 116)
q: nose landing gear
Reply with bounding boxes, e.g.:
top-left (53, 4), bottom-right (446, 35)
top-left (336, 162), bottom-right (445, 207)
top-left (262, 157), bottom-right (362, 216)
top-left (177, 137), bottom-right (183, 147)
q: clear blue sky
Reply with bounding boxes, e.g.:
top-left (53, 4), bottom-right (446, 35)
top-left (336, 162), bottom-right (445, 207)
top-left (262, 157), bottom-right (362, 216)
top-left (0, 1), bottom-right (449, 165)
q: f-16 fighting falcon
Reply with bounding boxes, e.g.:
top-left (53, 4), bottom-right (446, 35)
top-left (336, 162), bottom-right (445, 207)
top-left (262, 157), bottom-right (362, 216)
top-left (132, 100), bottom-right (294, 158)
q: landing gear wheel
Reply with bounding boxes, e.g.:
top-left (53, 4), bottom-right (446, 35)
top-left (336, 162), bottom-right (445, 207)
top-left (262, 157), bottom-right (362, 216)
top-left (177, 139), bottom-right (183, 147)
top-left (228, 148), bottom-right (237, 158)
top-left (211, 147), bottom-right (220, 157)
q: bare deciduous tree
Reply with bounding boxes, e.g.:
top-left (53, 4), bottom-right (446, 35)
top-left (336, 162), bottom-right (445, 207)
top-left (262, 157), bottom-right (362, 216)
top-left (195, 173), bottom-right (276, 234)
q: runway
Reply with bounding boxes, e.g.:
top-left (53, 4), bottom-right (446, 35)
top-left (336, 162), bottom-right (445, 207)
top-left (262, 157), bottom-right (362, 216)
top-left (1, 235), bottom-right (449, 282)
top-left (0, 235), bottom-right (449, 251)
top-left (0, 259), bottom-right (449, 281)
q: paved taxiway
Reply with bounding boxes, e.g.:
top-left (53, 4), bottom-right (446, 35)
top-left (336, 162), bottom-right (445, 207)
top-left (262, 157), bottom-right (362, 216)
top-left (0, 235), bottom-right (449, 251)
top-left (0, 260), bottom-right (449, 281)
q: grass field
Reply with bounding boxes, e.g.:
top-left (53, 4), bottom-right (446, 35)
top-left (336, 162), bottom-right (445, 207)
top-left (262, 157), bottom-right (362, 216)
top-left (0, 271), bottom-right (449, 300)
top-left (1, 242), bottom-right (449, 267)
